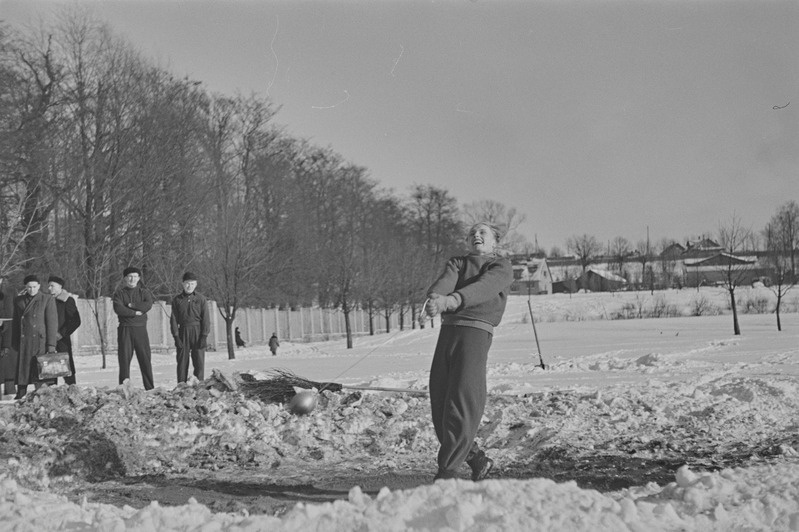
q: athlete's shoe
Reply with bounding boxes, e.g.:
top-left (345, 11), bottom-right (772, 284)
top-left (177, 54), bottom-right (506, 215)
top-left (468, 451), bottom-right (494, 481)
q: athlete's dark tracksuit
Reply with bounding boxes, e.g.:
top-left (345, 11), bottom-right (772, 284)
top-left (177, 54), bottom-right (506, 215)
top-left (112, 285), bottom-right (154, 390)
top-left (169, 290), bottom-right (210, 382)
top-left (427, 252), bottom-right (513, 478)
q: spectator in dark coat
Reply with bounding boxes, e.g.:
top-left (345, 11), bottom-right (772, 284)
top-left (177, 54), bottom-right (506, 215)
top-left (268, 333), bottom-right (279, 356)
top-left (170, 272), bottom-right (210, 383)
top-left (112, 267), bottom-right (154, 390)
top-left (0, 276), bottom-right (18, 399)
top-left (11, 275), bottom-right (58, 399)
top-left (235, 327), bottom-right (246, 348)
top-left (47, 276), bottom-right (81, 385)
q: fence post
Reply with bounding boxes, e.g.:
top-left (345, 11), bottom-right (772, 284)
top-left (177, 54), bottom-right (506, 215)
top-left (208, 300), bottom-right (219, 350)
top-left (300, 307), bottom-right (305, 341)
top-left (161, 301), bottom-right (170, 348)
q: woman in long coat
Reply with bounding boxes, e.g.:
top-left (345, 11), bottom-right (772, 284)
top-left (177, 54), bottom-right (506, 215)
top-left (11, 275), bottom-right (58, 399)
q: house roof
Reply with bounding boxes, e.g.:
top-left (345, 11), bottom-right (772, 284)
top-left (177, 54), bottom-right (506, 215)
top-left (584, 268), bottom-right (627, 283)
top-left (684, 252), bottom-right (757, 267)
top-left (687, 238), bottom-right (722, 250)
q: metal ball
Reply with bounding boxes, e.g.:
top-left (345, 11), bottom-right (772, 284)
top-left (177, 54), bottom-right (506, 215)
top-left (288, 390), bottom-right (318, 415)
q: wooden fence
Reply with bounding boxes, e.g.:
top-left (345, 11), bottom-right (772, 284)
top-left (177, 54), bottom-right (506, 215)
top-left (71, 298), bottom-right (410, 355)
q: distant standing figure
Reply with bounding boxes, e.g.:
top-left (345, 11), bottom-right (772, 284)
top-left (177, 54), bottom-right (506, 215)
top-left (235, 327), bottom-right (246, 348)
top-left (268, 333), bottom-right (279, 356)
top-left (112, 267), bottom-right (154, 390)
top-left (47, 276), bottom-right (81, 385)
top-left (425, 222), bottom-right (513, 482)
top-left (0, 276), bottom-right (18, 399)
top-left (170, 272), bottom-right (210, 383)
top-left (11, 275), bottom-right (58, 399)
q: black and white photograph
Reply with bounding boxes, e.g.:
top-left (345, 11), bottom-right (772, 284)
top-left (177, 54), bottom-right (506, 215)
top-left (0, 0), bottom-right (798, 529)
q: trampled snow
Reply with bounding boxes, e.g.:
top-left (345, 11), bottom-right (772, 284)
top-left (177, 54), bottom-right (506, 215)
top-left (1, 288), bottom-right (798, 531)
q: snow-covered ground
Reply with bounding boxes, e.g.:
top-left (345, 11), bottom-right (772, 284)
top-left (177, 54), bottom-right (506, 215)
top-left (2, 288), bottom-right (799, 531)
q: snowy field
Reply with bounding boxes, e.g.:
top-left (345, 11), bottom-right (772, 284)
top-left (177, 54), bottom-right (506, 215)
top-left (2, 287), bottom-right (799, 531)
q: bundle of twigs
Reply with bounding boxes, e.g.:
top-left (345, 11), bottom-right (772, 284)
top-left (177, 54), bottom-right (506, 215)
top-left (238, 368), bottom-right (428, 404)
top-left (238, 369), bottom-right (343, 403)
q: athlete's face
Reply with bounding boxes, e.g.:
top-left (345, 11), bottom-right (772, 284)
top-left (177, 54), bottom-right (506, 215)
top-left (467, 224), bottom-right (497, 255)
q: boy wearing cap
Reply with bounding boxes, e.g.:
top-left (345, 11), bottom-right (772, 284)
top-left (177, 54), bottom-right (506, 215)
top-left (47, 276), bottom-right (81, 385)
top-left (169, 272), bottom-right (210, 382)
top-left (112, 267), bottom-right (154, 390)
top-left (10, 275), bottom-right (58, 399)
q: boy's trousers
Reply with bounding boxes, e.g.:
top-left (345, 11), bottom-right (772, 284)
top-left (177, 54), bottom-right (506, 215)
top-left (117, 325), bottom-right (154, 390)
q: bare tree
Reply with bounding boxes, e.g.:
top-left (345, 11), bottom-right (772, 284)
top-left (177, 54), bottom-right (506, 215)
top-left (609, 236), bottom-right (631, 275)
top-left (567, 234), bottom-right (601, 273)
top-left (319, 164), bottom-right (374, 348)
top-left (763, 201), bottom-right (799, 331)
top-left (406, 184), bottom-right (463, 312)
top-left (197, 205), bottom-right (282, 359)
top-left (717, 214), bottom-right (754, 335)
top-left (196, 92), bottom-right (287, 358)
top-left (772, 200), bottom-right (798, 278)
top-left (0, 184), bottom-right (49, 276)
top-left (0, 26), bottom-right (62, 274)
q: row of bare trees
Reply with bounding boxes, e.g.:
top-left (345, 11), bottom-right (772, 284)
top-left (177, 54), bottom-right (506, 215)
top-left (563, 205), bottom-right (798, 334)
top-left (0, 13), bottom-right (475, 357)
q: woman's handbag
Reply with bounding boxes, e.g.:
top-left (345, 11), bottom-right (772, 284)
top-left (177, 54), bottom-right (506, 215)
top-left (35, 352), bottom-right (72, 380)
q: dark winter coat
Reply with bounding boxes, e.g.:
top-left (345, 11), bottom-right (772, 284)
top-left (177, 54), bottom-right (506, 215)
top-left (169, 291), bottom-right (210, 337)
top-left (269, 335), bottom-right (279, 353)
top-left (54, 291), bottom-right (81, 353)
top-left (11, 291), bottom-right (58, 385)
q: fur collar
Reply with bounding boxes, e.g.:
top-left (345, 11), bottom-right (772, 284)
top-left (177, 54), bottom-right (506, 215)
top-left (55, 290), bottom-right (76, 303)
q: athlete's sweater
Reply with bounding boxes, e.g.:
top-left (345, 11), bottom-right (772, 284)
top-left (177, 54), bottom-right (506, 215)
top-left (427, 253), bottom-right (513, 334)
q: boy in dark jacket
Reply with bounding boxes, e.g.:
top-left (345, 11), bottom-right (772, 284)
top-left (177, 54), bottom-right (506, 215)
top-left (47, 276), bottom-right (81, 385)
top-left (170, 272), bottom-right (210, 382)
top-left (425, 222), bottom-right (513, 482)
top-left (112, 267), bottom-right (154, 390)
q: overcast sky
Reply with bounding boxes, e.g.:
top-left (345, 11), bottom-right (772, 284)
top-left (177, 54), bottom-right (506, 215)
top-left (2, 0), bottom-right (797, 250)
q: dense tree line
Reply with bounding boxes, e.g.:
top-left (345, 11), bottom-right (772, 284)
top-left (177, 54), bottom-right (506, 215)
top-left (0, 13), bottom-right (471, 355)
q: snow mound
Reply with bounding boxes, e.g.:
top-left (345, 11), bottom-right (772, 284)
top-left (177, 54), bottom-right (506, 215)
top-left (4, 463), bottom-right (799, 531)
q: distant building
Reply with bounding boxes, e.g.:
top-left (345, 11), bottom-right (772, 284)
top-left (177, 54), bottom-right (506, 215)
top-left (660, 242), bottom-right (686, 260)
top-left (510, 257), bottom-right (553, 295)
top-left (578, 268), bottom-right (628, 292)
top-left (683, 253), bottom-right (760, 286)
